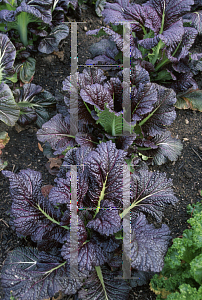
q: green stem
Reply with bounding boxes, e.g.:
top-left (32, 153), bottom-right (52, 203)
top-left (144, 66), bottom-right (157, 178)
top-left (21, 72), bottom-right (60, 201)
top-left (84, 101), bottom-right (92, 115)
top-left (138, 105), bottom-right (159, 127)
top-left (137, 146), bottom-right (152, 151)
top-left (17, 12), bottom-right (29, 46)
top-left (151, 39), bottom-right (165, 65)
top-left (95, 266), bottom-right (109, 300)
top-left (93, 173), bottom-right (108, 218)
top-left (44, 261), bottom-right (67, 275)
top-left (119, 188), bottom-right (167, 219)
top-left (159, 2), bottom-right (165, 34)
top-left (36, 204), bottom-right (69, 230)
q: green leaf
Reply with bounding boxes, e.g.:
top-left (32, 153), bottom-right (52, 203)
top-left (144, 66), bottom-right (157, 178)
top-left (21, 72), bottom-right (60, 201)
top-left (95, 266), bottom-right (109, 300)
top-left (152, 69), bottom-right (172, 83)
top-left (148, 40), bottom-right (165, 65)
top-left (0, 82), bottom-right (19, 126)
top-left (190, 253), bottom-right (202, 285)
top-left (19, 57), bottom-right (36, 84)
top-left (175, 90), bottom-right (202, 112)
top-left (96, 105), bottom-right (132, 136)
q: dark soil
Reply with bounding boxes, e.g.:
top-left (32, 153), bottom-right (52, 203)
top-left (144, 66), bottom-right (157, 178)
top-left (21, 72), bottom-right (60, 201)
top-left (0, 4), bottom-right (202, 300)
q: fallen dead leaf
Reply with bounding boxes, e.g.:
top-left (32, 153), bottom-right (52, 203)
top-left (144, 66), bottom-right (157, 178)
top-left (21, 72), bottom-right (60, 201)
top-left (15, 123), bottom-right (25, 133)
top-left (48, 157), bottom-right (62, 169)
top-left (38, 142), bottom-right (43, 152)
top-left (53, 51), bottom-right (64, 61)
top-left (41, 185), bottom-right (53, 198)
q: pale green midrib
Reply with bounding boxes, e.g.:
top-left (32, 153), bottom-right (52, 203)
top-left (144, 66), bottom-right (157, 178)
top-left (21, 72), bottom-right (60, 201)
top-left (95, 266), bottom-right (109, 300)
top-left (119, 187), bottom-right (169, 219)
top-left (36, 204), bottom-right (69, 230)
top-left (93, 172), bottom-right (108, 218)
top-left (44, 260), bottom-right (67, 275)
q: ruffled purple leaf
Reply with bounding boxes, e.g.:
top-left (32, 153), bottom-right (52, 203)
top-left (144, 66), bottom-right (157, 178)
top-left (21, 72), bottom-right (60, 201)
top-left (138, 35), bottom-right (160, 49)
top-left (87, 200), bottom-right (122, 236)
top-left (1, 247), bottom-right (85, 300)
top-left (159, 19), bottom-right (184, 46)
top-left (78, 266), bottom-right (131, 300)
top-left (145, 0), bottom-right (194, 28)
top-left (130, 169), bottom-right (178, 222)
top-left (0, 9), bottom-right (15, 23)
top-left (38, 24), bottom-right (69, 54)
top-left (101, 0), bottom-right (131, 24)
top-left (151, 131), bottom-right (183, 165)
top-left (80, 83), bottom-right (114, 111)
top-left (130, 65), bottom-right (151, 86)
top-left (183, 10), bottom-right (202, 35)
top-left (37, 114), bottom-right (76, 154)
top-left (86, 141), bottom-right (128, 207)
top-left (15, 0), bottom-right (53, 24)
top-left (116, 134), bottom-right (136, 150)
top-left (61, 238), bottom-right (107, 272)
top-left (130, 83), bottom-right (158, 124)
top-left (0, 33), bottom-right (16, 80)
top-left (166, 72), bottom-right (198, 93)
top-left (2, 169), bottom-right (66, 242)
top-left (124, 213), bottom-right (171, 272)
top-left (141, 85), bottom-right (177, 136)
top-left (49, 173), bottom-right (71, 206)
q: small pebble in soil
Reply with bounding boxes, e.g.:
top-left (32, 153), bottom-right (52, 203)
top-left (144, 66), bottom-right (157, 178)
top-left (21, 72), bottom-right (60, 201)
top-left (198, 146), bottom-right (202, 151)
top-left (185, 171), bottom-right (192, 179)
top-left (185, 119), bottom-right (189, 124)
top-left (83, 26), bottom-right (88, 31)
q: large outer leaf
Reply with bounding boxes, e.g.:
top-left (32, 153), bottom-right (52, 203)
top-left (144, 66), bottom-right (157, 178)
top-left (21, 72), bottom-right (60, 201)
top-left (130, 82), bottom-right (158, 123)
top-left (37, 114), bottom-right (76, 154)
top-left (129, 169), bottom-right (178, 222)
top-left (78, 266), bottom-right (131, 300)
top-left (101, 0), bottom-right (131, 24)
top-left (2, 169), bottom-right (67, 242)
top-left (0, 33), bottom-right (16, 82)
top-left (145, 0), bottom-right (194, 28)
top-left (38, 24), bottom-right (69, 54)
top-left (0, 82), bottom-right (19, 126)
top-left (19, 57), bottom-right (36, 83)
top-left (1, 247), bottom-right (85, 300)
top-left (15, 0), bottom-right (53, 24)
top-left (86, 141), bottom-right (128, 207)
top-left (141, 84), bottom-right (177, 136)
top-left (125, 213), bottom-right (171, 272)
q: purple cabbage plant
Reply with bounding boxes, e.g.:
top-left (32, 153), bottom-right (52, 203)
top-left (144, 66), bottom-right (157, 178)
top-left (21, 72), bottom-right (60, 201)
top-left (0, 0), bottom-right (69, 56)
top-left (37, 66), bottom-right (182, 166)
top-left (1, 140), bottom-right (179, 299)
top-left (86, 0), bottom-right (202, 110)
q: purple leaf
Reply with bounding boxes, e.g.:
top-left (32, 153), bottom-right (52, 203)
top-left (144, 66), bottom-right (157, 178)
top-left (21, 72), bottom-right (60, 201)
top-left (80, 83), bottom-right (114, 111)
top-left (78, 266), bottom-right (131, 300)
top-left (130, 169), bottom-right (178, 222)
top-left (130, 65), bottom-right (151, 86)
top-left (2, 169), bottom-right (66, 242)
top-left (15, 0), bottom-right (53, 24)
top-left (37, 114), bottom-right (76, 154)
top-left (102, 0), bottom-right (131, 24)
top-left (141, 85), bottom-right (177, 136)
top-left (87, 200), bottom-right (122, 236)
top-left (0, 33), bottom-right (16, 79)
top-left (86, 141), bottom-right (128, 206)
top-left (125, 213), bottom-right (171, 272)
top-left (1, 247), bottom-right (85, 300)
top-left (130, 83), bottom-right (158, 123)
top-left (145, 0), bottom-right (194, 28)
top-left (183, 10), bottom-right (202, 34)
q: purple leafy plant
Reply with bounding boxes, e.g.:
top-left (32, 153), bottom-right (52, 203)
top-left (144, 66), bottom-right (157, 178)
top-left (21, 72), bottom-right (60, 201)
top-left (1, 141), bottom-right (178, 299)
top-left (86, 0), bottom-right (202, 108)
top-left (37, 66), bottom-right (182, 165)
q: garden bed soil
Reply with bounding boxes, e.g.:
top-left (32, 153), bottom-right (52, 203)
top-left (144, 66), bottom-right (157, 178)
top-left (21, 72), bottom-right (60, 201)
top-left (0, 4), bottom-right (202, 300)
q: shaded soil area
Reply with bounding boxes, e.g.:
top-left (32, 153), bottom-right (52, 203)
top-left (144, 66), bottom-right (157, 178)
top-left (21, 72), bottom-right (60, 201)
top-left (0, 4), bottom-right (202, 300)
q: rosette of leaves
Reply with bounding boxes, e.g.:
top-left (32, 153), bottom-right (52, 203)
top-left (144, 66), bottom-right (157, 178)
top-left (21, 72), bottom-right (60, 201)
top-left (37, 66), bottom-right (182, 165)
top-left (1, 141), bottom-right (178, 299)
top-left (13, 82), bottom-right (56, 127)
top-left (0, 0), bottom-right (69, 55)
top-left (87, 0), bottom-right (202, 111)
top-left (0, 33), bottom-right (20, 126)
top-left (150, 201), bottom-right (202, 299)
